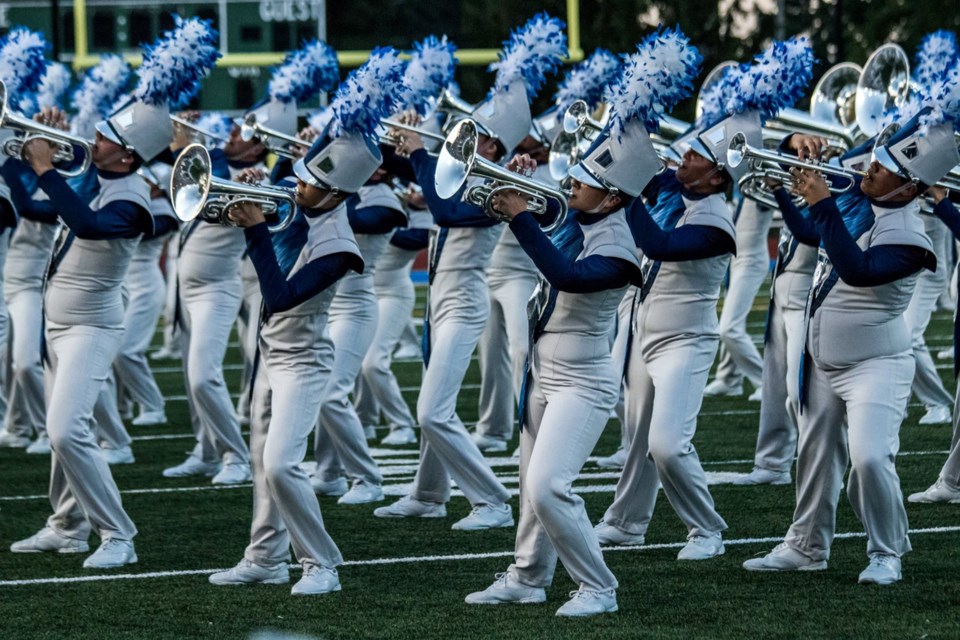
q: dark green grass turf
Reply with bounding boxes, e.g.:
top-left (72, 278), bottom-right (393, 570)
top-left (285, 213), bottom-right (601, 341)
top-left (1, 287), bottom-right (959, 639)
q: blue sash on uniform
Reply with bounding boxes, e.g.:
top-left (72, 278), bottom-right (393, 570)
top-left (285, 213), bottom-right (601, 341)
top-left (420, 227), bottom-right (448, 369)
top-left (763, 231), bottom-right (801, 345)
top-left (40, 228), bottom-right (76, 365)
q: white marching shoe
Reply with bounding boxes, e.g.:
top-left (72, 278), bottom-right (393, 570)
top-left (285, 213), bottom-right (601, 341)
top-left (465, 571), bottom-right (546, 605)
top-left (392, 343), bottom-right (421, 361)
top-left (858, 553), bottom-right (902, 585)
top-left (747, 386), bottom-right (763, 402)
top-left (0, 431), bottom-right (31, 448)
top-left (209, 558), bottom-right (289, 586)
top-left (150, 347), bottom-right (181, 361)
top-left (743, 542), bottom-right (827, 572)
top-left (703, 380), bottom-right (743, 397)
top-left (452, 503), bottom-right (513, 531)
top-left (919, 405), bottom-right (952, 425)
top-left (163, 454), bottom-right (220, 478)
top-left (132, 410), bottom-right (167, 426)
top-left (596, 448), bottom-right (627, 469)
top-left (292, 563), bottom-right (341, 596)
top-left (732, 467), bottom-right (792, 486)
top-left (10, 527), bottom-right (89, 554)
top-left (677, 534), bottom-right (725, 560)
top-left (373, 496), bottom-right (447, 519)
top-left (381, 426), bottom-right (417, 446)
top-left (212, 462), bottom-right (252, 485)
top-left (337, 479), bottom-right (384, 505)
top-left (908, 478), bottom-right (960, 504)
top-left (101, 445), bottom-right (135, 465)
top-left (25, 436), bottom-right (51, 455)
top-left (472, 433), bottom-right (508, 453)
top-left (83, 538), bottom-right (137, 569)
top-left (594, 521), bottom-right (645, 546)
top-left (555, 587), bottom-right (618, 617)
top-left (310, 476), bottom-right (348, 497)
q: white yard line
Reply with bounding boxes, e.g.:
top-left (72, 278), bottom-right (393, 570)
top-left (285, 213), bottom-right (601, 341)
top-left (2, 525), bottom-right (958, 587)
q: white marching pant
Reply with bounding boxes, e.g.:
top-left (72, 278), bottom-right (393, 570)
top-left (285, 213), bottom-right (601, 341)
top-left (396, 319), bottom-right (420, 355)
top-left (3, 287), bottom-right (44, 438)
top-left (939, 381), bottom-right (960, 489)
top-left (904, 235), bottom-right (953, 408)
top-left (44, 322), bottom-right (137, 542)
top-left (410, 270), bottom-right (509, 506)
top-left (509, 333), bottom-right (619, 591)
top-left (235, 258), bottom-right (261, 422)
top-left (245, 353), bottom-right (342, 568)
top-left (160, 238), bottom-right (179, 353)
top-left (92, 372), bottom-right (131, 450)
top-left (179, 283), bottom-right (248, 465)
top-left (0, 230), bottom-right (11, 425)
top-left (785, 353), bottom-right (913, 561)
top-left (313, 298), bottom-right (383, 486)
top-left (355, 265), bottom-right (417, 431)
top-left (603, 333), bottom-right (728, 537)
top-left (114, 268), bottom-right (166, 414)
top-left (474, 272), bottom-right (537, 442)
top-left (606, 290), bottom-right (635, 450)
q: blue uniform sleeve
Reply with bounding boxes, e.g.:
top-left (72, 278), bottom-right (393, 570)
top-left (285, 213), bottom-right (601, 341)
top-left (808, 197), bottom-right (931, 286)
top-left (1, 160), bottom-right (58, 224)
top-left (244, 222), bottom-right (354, 314)
top-left (408, 149), bottom-right (498, 228)
top-left (774, 187), bottom-right (819, 246)
top-left (509, 212), bottom-right (637, 293)
top-left (270, 159), bottom-right (294, 184)
top-left (628, 198), bottom-right (736, 261)
top-left (933, 199), bottom-right (960, 238)
top-left (348, 205), bottom-right (406, 234)
top-left (640, 170), bottom-right (669, 206)
top-left (143, 214), bottom-right (180, 240)
top-left (38, 170), bottom-right (151, 239)
top-left (390, 227), bottom-right (429, 250)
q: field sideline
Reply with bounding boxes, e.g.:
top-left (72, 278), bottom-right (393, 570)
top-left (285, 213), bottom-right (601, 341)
top-left (1, 285), bottom-right (959, 639)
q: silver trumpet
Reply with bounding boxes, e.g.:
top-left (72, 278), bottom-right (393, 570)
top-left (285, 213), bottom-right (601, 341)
top-left (378, 118), bottom-right (446, 147)
top-left (737, 174), bottom-right (794, 210)
top-left (562, 99), bottom-right (604, 137)
top-left (0, 81), bottom-right (92, 178)
top-left (240, 112), bottom-right (309, 159)
top-left (170, 143), bottom-right (297, 233)
top-left (547, 100), bottom-right (612, 181)
top-left (170, 115), bottom-right (230, 145)
top-left (436, 119), bottom-right (568, 232)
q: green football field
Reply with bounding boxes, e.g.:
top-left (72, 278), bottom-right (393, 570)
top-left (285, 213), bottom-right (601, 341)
top-left (1, 284), bottom-right (959, 639)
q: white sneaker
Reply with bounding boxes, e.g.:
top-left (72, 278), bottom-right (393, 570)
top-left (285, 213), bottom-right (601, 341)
top-left (594, 521), bottom-right (645, 546)
top-left (212, 462), bottom-right (252, 485)
top-left (337, 480), bottom-right (384, 505)
top-left (209, 558), bottom-right (289, 586)
top-left (452, 503), bottom-right (514, 531)
top-left (392, 343), bottom-right (421, 361)
top-left (0, 431), bottom-right (31, 448)
top-left (703, 380), bottom-right (744, 397)
top-left (511, 446), bottom-right (520, 458)
top-left (858, 553), bottom-right (902, 585)
top-left (150, 347), bottom-right (181, 361)
top-left (732, 467), bottom-right (792, 486)
top-left (677, 534), bottom-right (725, 560)
top-left (381, 426), bottom-right (417, 446)
top-left (596, 448), bottom-right (627, 469)
top-left (163, 454), bottom-right (220, 478)
top-left (919, 405), bottom-right (952, 425)
top-left (311, 476), bottom-right (348, 497)
top-left (743, 542), bottom-right (827, 571)
top-left (101, 445), bottom-right (135, 465)
top-left (747, 386), bottom-right (763, 402)
top-left (937, 348), bottom-right (954, 361)
top-left (555, 587), bottom-right (618, 617)
top-left (25, 436), bottom-right (51, 455)
top-left (238, 415), bottom-right (251, 427)
top-left (10, 527), bottom-right (89, 554)
top-left (291, 562), bottom-right (341, 595)
top-left (472, 433), bottom-right (508, 453)
top-left (465, 571), bottom-right (546, 605)
top-left (83, 538), bottom-right (137, 569)
top-left (132, 410), bottom-right (167, 426)
top-left (374, 496), bottom-right (447, 519)
top-left (908, 478), bottom-right (960, 503)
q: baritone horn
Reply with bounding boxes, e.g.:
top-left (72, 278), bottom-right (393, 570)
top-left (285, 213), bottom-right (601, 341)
top-left (379, 118), bottom-right (446, 147)
top-left (855, 43), bottom-right (910, 137)
top-left (240, 112), bottom-right (309, 159)
top-left (436, 119), bottom-right (568, 232)
top-left (170, 143), bottom-right (297, 233)
top-left (0, 81), bottom-right (92, 178)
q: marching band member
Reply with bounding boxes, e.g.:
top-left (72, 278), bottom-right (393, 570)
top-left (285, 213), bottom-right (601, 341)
top-left (596, 37), bottom-right (814, 559)
top-left (9, 17), bottom-right (218, 567)
top-left (208, 50), bottom-right (402, 595)
top-left (466, 29), bottom-right (692, 616)
top-left (744, 87), bottom-right (958, 581)
top-left (375, 14), bottom-right (566, 530)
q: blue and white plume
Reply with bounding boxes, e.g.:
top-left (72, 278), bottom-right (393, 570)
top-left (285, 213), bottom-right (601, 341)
top-left (0, 28), bottom-right (48, 108)
top-left (914, 31), bottom-right (959, 88)
top-left (694, 69), bottom-right (731, 129)
top-left (718, 36), bottom-right (814, 124)
top-left (401, 35), bottom-right (457, 114)
top-left (330, 47), bottom-right (405, 142)
top-left (919, 59), bottom-right (960, 134)
top-left (307, 106), bottom-right (334, 132)
top-left (554, 48), bottom-right (622, 115)
top-left (195, 111), bottom-right (233, 146)
top-left (268, 39), bottom-right (339, 103)
top-left (70, 54), bottom-right (130, 136)
top-left (133, 15), bottom-right (220, 108)
top-left (489, 12), bottom-right (567, 99)
top-left (608, 26), bottom-right (702, 134)
top-left (34, 62), bottom-right (72, 110)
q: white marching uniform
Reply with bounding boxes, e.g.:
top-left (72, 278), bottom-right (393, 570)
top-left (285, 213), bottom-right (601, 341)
top-left (710, 199), bottom-right (772, 390)
top-left (235, 255), bottom-right (262, 424)
top-left (313, 184), bottom-right (404, 485)
top-left (246, 205), bottom-right (361, 569)
top-left (354, 208), bottom-right (432, 433)
top-left (511, 211), bottom-right (639, 591)
top-left (603, 192), bottom-right (734, 538)
top-left (43, 172), bottom-right (148, 542)
top-left (474, 226), bottom-right (538, 444)
top-left (784, 201), bottom-right (933, 562)
top-left (158, 237), bottom-right (179, 354)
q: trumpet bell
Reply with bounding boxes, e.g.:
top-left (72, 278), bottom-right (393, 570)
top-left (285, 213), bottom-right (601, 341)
top-left (811, 62), bottom-right (862, 128)
top-left (435, 119), bottom-right (478, 199)
top-left (856, 44), bottom-right (910, 137)
top-left (547, 130), bottom-right (581, 182)
top-left (695, 61), bottom-right (738, 122)
top-left (170, 144), bottom-right (213, 223)
top-left (563, 100), bottom-right (589, 135)
top-left (240, 113), bottom-right (257, 143)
